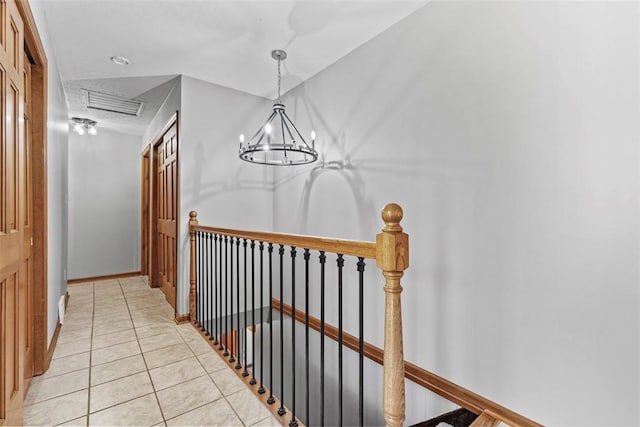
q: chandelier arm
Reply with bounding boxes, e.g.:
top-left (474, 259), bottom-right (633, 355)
top-left (281, 114), bottom-right (297, 146)
top-left (279, 112), bottom-right (288, 159)
top-left (253, 131), bottom-right (268, 147)
top-left (248, 110), bottom-right (277, 144)
top-left (282, 111), bottom-right (311, 147)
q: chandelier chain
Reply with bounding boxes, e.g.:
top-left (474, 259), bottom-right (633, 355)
top-left (277, 57), bottom-right (282, 103)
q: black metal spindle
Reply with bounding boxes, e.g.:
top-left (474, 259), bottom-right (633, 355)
top-left (278, 245), bottom-right (286, 416)
top-left (337, 254), bottom-right (344, 427)
top-left (304, 249), bottom-right (310, 424)
top-left (319, 250), bottom-right (326, 427)
top-left (213, 235), bottom-right (218, 345)
top-left (196, 232), bottom-right (200, 327)
top-left (230, 237), bottom-right (236, 363)
top-left (242, 239), bottom-right (249, 375)
top-left (250, 240), bottom-right (257, 385)
top-left (289, 247), bottom-right (297, 427)
top-left (258, 242), bottom-right (266, 395)
top-left (267, 243), bottom-right (275, 405)
top-left (357, 257), bottom-right (365, 427)
top-left (218, 234), bottom-right (224, 350)
top-left (203, 233), bottom-right (209, 333)
top-left (200, 233), bottom-right (206, 331)
top-left (223, 236), bottom-right (229, 356)
top-left (234, 237), bottom-right (242, 369)
top-left (209, 233), bottom-right (214, 337)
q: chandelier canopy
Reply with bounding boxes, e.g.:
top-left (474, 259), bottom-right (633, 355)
top-left (238, 50), bottom-right (317, 166)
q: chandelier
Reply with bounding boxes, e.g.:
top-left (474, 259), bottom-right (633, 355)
top-left (238, 50), bottom-right (317, 166)
top-left (71, 117), bottom-right (98, 135)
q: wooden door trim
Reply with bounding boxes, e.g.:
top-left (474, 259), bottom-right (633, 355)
top-left (15, 0), bottom-right (48, 376)
top-left (141, 145), bottom-right (150, 277)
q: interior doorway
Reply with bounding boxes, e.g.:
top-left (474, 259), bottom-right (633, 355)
top-left (1, 1), bottom-right (49, 425)
top-left (141, 146), bottom-right (150, 278)
top-left (150, 114), bottom-right (178, 311)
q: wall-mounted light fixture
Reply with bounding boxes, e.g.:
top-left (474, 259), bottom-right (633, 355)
top-left (71, 117), bottom-right (98, 135)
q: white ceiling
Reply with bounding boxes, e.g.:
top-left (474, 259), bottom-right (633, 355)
top-left (36, 0), bottom-right (429, 135)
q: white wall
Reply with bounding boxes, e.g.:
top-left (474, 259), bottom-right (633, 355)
top-left (273, 2), bottom-right (639, 426)
top-left (142, 76), bottom-right (181, 151)
top-left (67, 128), bottom-right (141, 279)
top-left (31, 1), bottom-right (70, 344)
top-left (174, 76), bottom-right (273, 315)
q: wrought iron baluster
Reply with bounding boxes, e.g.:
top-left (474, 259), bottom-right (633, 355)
top-left (207, 233), bottom-right (215, 340)
top-left (267, 243), bottom-right (275, 405)
top-left (250, 240), bottom-right (257, 385)
top-left (319, 250), bottom-right (326, 427)
top-left (223, 236), bottom-right (229, 356)
top-left (218, 234), bottom-right (224, 350)
top-left (195, 231), bottom-right (200, 327)
top-left (289, 247), bottom-right (297, 427)
top-left (258, 242), bottom-right (266, 395)
top-left (204, 233), bottom-right (210, 334)
top-left (278, 245), bottom-right (286, 416)
top-left (242, 239), bottom-right (249, 375)
top-left (213, 235), bottom-right (218, 345)
top-left (230, 237), bottom-right (236, 363)
top-left (357, 257), bottom-right (366, 427)
top-left (337, 253), bottom-right (344, 427)
top-left (304, 249), bottom-right (310, 424)
top-left (234, 238), bottom-right (241, 367)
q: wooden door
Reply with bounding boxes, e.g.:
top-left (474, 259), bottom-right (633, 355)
top-left (153, 123), bottom-right (178, 308)
top-left (141, 148), bottom-right (150, 277)
top-left (21, 52), bottom-right (33, 384)
top-left (0, 0), bottom-right (26, 425)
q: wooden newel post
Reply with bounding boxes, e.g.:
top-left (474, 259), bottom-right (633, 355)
top-left (376, 203), bottom-right (409, 427)
top-left (189, 211), bottom-right (198, 324)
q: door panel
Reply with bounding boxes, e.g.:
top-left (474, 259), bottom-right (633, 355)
top-left (153, 122), bottom-right (177, 309)
top-left (0, 0), bottom-right (25, 425)
top-left (0, 0), bottom-right (24, 425)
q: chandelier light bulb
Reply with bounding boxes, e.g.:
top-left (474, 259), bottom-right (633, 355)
top-left (239, 134), bottom-right (245, 143)
top-left (74, 124), bottom-right (85, 135)
top-left (265, 123), bottom-right (272, 134)
top-left (88, 126), bottom-right (97, 136)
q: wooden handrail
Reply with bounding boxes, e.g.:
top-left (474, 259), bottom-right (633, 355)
top-left (274, 298), bottom-right (542, 427)
top-left (191, 224), bottom-right (377, 259)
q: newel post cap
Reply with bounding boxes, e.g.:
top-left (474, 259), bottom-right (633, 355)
top-left (189, 211), bottom-right (199, 228)
top-left (381, 203), bottom-right (403, 232)
top-left (376, 203), bottom-right (409, 271)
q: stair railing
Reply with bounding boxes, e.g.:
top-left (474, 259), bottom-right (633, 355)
top-left (189, 203), bottom-right (408, 427)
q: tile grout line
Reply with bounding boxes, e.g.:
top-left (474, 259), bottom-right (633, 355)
top-left (121, 278), bottom-right (170, 426)
top-left (85, 281), bottom-right (96, 427)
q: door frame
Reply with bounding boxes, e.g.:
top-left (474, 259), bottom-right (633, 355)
top-left (16, 0), bottom-right (48, 377)
top-left (148, 112), bottom-right (179, 313)
top-left (141, 145), bottom-right (150, 278)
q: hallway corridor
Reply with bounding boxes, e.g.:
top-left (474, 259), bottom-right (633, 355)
top-left (23, 277), bottom-right (279, 426)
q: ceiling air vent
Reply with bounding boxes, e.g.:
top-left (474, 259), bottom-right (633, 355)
top-left (82, 89), bottom-right (144, 116)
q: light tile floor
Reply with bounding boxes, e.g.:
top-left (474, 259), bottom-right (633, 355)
top-left (24, 276), bottom-right (280, 427)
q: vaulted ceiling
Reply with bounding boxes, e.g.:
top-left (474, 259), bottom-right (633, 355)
top-left (35, 0), bottom-right (429, 135)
